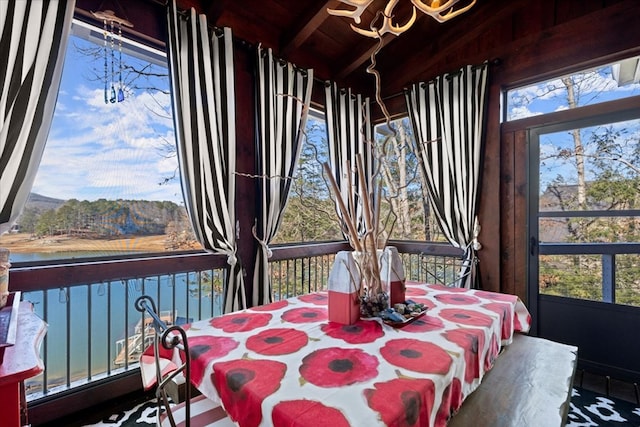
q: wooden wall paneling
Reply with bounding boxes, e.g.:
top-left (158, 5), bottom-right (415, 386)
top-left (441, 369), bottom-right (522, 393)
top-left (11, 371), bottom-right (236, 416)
top-left (554, 0), bottom-right (609, 24)
top-left (477, 78), bottom-right (502, 294)
top-left (510, 1), bottom-right (551, 40)
top-left (233, 47), bottom-right (258, 304)
top-left (377, 0), bottom-right (528, 103)
top-left (512, 129), bottom-right (529, 303)
top-left (499, 0), bottom-right (640, 88)
top-left (500, 129), bottom-right (516, 297)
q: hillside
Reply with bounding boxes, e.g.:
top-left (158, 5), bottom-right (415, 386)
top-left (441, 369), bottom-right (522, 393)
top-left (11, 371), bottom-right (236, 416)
top-left (26, 193), bottom-right (66, 210)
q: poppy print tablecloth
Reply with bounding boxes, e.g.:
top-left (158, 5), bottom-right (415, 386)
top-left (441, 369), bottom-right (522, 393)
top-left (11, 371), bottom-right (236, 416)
top-left (140, 281), bottom-right (531, 427)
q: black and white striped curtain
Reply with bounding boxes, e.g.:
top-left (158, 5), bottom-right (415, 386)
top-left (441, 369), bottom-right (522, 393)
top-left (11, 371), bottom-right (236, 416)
top-left (0, 0), bottom-right (75, 234)
top-left (324, 83), bottom-right (373, 239)
top-left (404, 63), bottom-right (488, 288)
top-left (166, 1), bottom-right (245, 312)
top-left (253, 46), bottom-right (313, 306)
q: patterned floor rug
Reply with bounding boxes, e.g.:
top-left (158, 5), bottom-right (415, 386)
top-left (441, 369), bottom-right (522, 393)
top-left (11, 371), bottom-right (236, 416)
top-left (567, 387), bottom-right (640, 427)
top-left (82, 399), bottom-right (158, 426)
top-left (83, 387), bottom-right (640, 426)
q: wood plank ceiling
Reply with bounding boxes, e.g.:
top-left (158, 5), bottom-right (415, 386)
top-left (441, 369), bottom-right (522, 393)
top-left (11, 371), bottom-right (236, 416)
top-left (189, 0), bottom-right (493, 99)
top-left (76, 0), bottom-right (634, 108)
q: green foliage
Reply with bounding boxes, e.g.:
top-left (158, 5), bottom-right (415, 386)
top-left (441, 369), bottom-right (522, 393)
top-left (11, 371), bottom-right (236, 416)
top-left (19, 198), bottom-right (189, 240)
top-left (538, 116), bottom-right (640, 307)
top-left (189, 270), bottom-right (225, 299)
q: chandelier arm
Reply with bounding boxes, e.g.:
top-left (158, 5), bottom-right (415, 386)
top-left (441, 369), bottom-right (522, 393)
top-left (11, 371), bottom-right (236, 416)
top-left (434, 0), bottom-right (476, 22)
top-left (330, 0), bottom-right (476, 37)
top-left (349, 0), bottom-right (417, 38)
top-left (411, 0), bottom-right (476, 23)
top-left (411, 0), bottom-right (460, 14)
top-left (327, 0), bottom-right (375, 25)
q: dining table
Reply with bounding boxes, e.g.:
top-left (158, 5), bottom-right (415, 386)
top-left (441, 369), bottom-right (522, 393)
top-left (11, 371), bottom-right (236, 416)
top-left (140, 281), bottom-right (531, 427)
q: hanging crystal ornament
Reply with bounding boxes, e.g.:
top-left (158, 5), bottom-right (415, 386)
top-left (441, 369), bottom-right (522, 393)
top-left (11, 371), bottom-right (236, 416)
top-left (117, 22), bottom-right (125, 102)
top-left (102, 19), bottom-right (108, 104)
top-left (109, 20), bottom-right (116, 103)
top-left (90, 8), bottom-right (133, 104)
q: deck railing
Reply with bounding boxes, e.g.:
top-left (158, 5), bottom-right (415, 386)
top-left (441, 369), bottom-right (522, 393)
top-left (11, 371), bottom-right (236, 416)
top-left (9, 241), bottom-right (462, 425)
top-left (268, 241), bottom-right (466, 299)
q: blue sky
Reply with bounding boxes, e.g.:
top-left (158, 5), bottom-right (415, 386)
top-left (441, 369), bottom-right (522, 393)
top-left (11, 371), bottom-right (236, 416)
top-left (32, 32), bottom-right (183, 204)
top-left (506, 65), bottom-right (640, 120)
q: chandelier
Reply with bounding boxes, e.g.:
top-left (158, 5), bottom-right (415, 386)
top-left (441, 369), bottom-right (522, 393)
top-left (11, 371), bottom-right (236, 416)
top-left (327, 0), bottom-right (476, 38)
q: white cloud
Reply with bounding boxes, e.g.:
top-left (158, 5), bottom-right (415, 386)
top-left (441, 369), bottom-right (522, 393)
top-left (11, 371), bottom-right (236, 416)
top-left (507, 65), bottom-right (640, 120)
top-left (508, 105), bottom-right (541, 120)
top-left (33, 76), bottom-right (181, 203)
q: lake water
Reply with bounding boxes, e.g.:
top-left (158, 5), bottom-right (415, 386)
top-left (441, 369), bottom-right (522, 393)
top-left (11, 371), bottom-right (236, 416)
top-left (13, 251), bottom-right (224, 395)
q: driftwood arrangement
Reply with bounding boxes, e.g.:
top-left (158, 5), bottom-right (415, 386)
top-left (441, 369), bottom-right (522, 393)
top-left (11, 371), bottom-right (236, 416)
top-left (323, 154), bottom-right (392, 312)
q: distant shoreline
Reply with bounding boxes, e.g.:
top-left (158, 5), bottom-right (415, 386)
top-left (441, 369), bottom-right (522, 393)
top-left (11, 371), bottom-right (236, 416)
top-left (0, 232), bottom-right (170, 253)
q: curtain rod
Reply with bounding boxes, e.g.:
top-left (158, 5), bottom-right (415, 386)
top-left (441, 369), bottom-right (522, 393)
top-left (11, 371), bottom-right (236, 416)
top-left (381, 58), bottom-right (502, 102)
top-left (148, 0), bottom-right (323, 84)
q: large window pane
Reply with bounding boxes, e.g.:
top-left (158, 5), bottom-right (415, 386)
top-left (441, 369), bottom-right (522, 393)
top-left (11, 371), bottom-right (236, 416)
top-left (0, 21), bottom-right (200, 263)
top-left (539, 119), bottom-right (640, 213)
top-left (273, 110), bottom-right (342, 244)
top-left (274, 115), bottom-right (444, 243)
top-left (505, 56), bottom-right (640, 121)
top-left (375, 118), bottom-right (439, 241)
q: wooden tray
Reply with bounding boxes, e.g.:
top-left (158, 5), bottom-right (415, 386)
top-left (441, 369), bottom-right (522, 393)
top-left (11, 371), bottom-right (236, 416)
top-left (382, 309), bottom-right (427, 328)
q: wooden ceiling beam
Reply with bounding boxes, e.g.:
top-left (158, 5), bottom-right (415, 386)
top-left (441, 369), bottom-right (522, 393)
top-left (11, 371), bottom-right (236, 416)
top-left (280, 1), bottom-right (338, 57)
top-left (334, 12), bottom-right (430, 81)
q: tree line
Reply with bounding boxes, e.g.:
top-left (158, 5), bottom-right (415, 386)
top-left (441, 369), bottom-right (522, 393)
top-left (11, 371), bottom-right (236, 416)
top-left (17, 198), bottom-right (192, 240)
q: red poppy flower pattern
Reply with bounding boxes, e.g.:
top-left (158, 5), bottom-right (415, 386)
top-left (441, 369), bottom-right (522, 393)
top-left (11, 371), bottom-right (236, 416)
top-left (321, 320), bottom-right (384, 344)
top-left (299, 347), bottom-right (379, 387)
top-left (209, 312), bottom-right (272, 333)
top-left (401, 315), bottom-right (445, 333)
top-left (184, 335), bottom-right (239, 386)
top-left (139, 280), bottom-right (531, 427)
top-left (427, 283), bottom-right (468, 293)
top-left (380, 338), bottom-right (452, 374)
top-left (514, 310), bottom-right (531, 333)
top-left (436, 377), bottom-right (463, 424)
top-left (439, 308), bottom-right (494, 328)
top-left (405, 286), bottom-right (428, 297)
top-left (474, 290), bottom-right (516, 302)
top-left (485, 333), bottom-right (500, 370)
top-left (246, 328), bottom-right (308, 355)
top-left (281, 307), bottom-right (327, 323)
top-left (365, 378), bottom-right (435, 426)
top-left (272, 400), bottom-right (350, 427)
top-left (298, 292), bottom-right (329, 305)
top-left (434, 293), bottom-right (482, 305)
top-left (212, 358), bottom-right (287, 427)
top-left (442, 328), bottom-right (486, 383)
top-left (250, 299), bottom-right (289, 312)
top-left (482, 302), bottom-right (514, 340)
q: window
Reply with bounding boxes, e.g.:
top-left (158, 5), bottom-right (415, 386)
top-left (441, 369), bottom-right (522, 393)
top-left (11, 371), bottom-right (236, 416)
top-left (520, 54), bottom-right (640, 307)
top-left (375, 117), bottom-right (442, 242)
top-left (504, 55), bottom-right (640, 122)
top-left (0, 20), bottom-right (200, 263)
top-left (274, 114), bottom-right (443, 244)
top-left (273, 109), bottom-right (342, 244)
top-left (536, 117), bottom-right (640, 306)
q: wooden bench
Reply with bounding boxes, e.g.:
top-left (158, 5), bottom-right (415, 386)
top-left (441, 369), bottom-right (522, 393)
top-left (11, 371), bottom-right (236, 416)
top-left (448, 333), bottom-right (578, 427)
